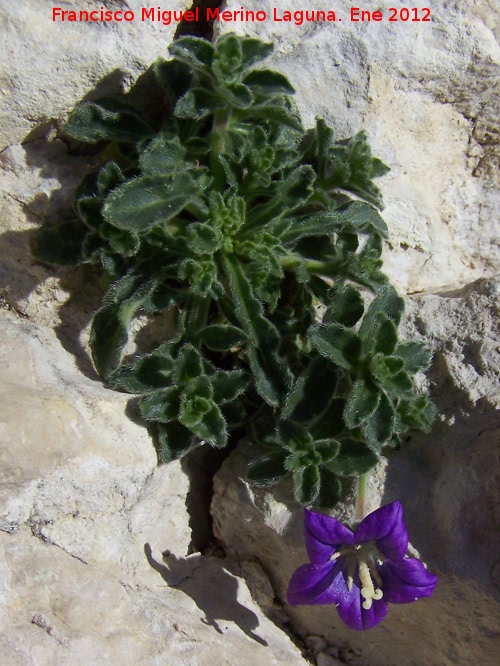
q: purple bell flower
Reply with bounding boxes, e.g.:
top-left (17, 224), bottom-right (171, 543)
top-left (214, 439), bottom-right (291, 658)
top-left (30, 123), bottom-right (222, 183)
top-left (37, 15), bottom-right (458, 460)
top-left (287, 500), bottom-right (438, 630)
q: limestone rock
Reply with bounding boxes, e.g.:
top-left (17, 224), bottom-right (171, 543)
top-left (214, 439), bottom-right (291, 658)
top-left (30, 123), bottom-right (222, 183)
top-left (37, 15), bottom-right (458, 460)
top-left (0, 1), bottom-right (192, 151)
top-left (0, 311), bottom-right (306, 664)
top-left (211, 277), bottom-right (500, 665)
top-left (217, 0), bottom-right (500, 293)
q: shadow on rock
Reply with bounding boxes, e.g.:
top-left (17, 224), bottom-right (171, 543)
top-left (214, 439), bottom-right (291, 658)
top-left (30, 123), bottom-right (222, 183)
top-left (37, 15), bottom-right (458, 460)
top-left (144, 543), bottom-right (268, 646)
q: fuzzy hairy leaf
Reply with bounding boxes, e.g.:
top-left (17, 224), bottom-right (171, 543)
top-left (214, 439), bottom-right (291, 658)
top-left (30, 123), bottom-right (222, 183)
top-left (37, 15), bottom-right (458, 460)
top-left (278, 420), bottom-right (313, 452)
top-left (324, 285), bottom-right (364, 327)
top-left (373, 316), bottom-right (399, 355)
top-left (198, 325), bottom-right (247, 351)
top-left (359, 286), bottom-right (405, 341)
top-left (139, 387), bottom-right (181, 423)
top-left (168, 37), bottom-right (214, 71)
top-left (308, 324), bottom-right (362, 370)
top-left (64, 99), bottom-right (155, 144)
top-left (395, 341), bottom-right (433, 373)
top-left (242, 69), bottom-right (295, 94)
top-left (248, 453), bottom-right (288, 486)
top-left (211, 370), bottom-right (248, 404)
top-left (184, 402), bottom-right (227, 448)
top-left (344, 380), bottom-right (381, 429)
top-left (363, 391), bottom-right (395, 448)
top-left (326, 440), bottom-right (379, 476)
top-left (156, 421), bottom-right (193, 462)
top-left (293, 465), bottom-right (320, 505)
top-left (103, 173), bottom-right (206, 232)
top-left (283, 356), bottom-right (338, 423)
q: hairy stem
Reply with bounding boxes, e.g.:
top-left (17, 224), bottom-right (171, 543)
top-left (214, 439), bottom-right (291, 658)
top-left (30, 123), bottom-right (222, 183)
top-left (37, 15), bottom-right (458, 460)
top-left (210, 107), bottom-right (231, 192)
top-left (356, 473), bottom-right (368, 522)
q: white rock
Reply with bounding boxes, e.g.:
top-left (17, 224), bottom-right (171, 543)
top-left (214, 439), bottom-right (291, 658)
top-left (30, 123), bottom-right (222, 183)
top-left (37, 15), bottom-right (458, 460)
top-left (217, 0), bottom-right (500, 293)
top-left (212, 277), bottom-right (500, 665)
top-left (0, 1), bottom-right (192, 150)
top-left (0, 310), bottom-right (306, 664)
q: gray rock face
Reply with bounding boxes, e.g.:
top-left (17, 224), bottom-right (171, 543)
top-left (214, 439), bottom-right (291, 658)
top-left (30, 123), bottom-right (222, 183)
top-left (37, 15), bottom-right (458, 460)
top-left (212, 276), bottom-right (500, 665)
top-left (217, 0), bottom-right (500, 294)
top-left (0, 312), bottom-right (306, 665)
top-left (0, 2), bottom-right (307, 663)
top-left (1, 1), bottom-right (499, 663)
top-left (0, 0), bottom-right (194, 150)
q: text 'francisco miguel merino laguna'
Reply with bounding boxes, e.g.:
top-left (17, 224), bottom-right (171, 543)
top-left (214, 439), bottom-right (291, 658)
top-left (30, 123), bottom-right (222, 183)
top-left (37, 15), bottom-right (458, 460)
top-left (52, 6), bottom-right (342, 26)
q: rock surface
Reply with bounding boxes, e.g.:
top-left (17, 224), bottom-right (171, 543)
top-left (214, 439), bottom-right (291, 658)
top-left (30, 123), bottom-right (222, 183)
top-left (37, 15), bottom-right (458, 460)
top-left (217, 0), bottom-right (500, 293)
top-left (1, 1), bottom-right (499, 664)
top-left (0, 312), bottom-right (306, 666)
top-left (212, 276), bottom-right (500, 665)
top-left (0, 2), bottom-right (307, 664)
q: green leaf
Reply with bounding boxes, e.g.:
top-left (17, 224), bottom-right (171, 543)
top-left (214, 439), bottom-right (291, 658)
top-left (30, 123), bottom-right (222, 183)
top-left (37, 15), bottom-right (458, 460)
top-left (174, 88), bottom-right (220, 119)
top-left (248, 453), bottom-right (288, 486)
top-left (293, 465), bottom-right (320, 505)
top-left (363, 391), bottom-right (395, 448)
top-left (315, 467), bottom-right (342, 509)
top-left (247, 345), bottom-right (292, 408)
top-left (245, 166), bottom-right (315, 233)
top-left (219, 82), bottom-right (254, 108)
top-left (383, 370), bottom-right (414, 397)
top-left (283, 356), bottom-right (338, 422)
top-left (344, 380), bottom-right (381, 428)
top-left (243, 69), bottom-right (295, 94)
top-left (395, 341), bottom-right (433, 373)
top-left (211, 370), bottom-right (248, 404)
top-left (198, 325), bottom-right (247, 351)
top-left (325, 285), bottom-right (364, 327)
top-left (396, 394), bottom-right (437, 433)
top-left (156, 421), bottom-right (193, 462)
top-left (373, 316), bottom-right (398, 355)
top-left (103, 173), bottom-right (206, 232)
top-left (186, 402), bottom-right (227, 448)
top-left (139, 387), bottom-right (181, 423)
top-left (139, 135), bottom-right (189, 175)
top-left (31, 221), bottom-right (86, 265)
top-left (63, 98), bottom-right (155, 144)
top-left (152, 57), bottom-right (192, 105)
top-left (169, 36), bottom-right (214, 71)
top-left (186, 223), bottom-right (222, 254)
top-left (278, 420), bottom-right (313, 452)
top-left (358, 286), bottom-right (405, 341)
top-left (326, 439), bottom-right (379, 476)
top-left (240, 37), bottom-right (274, 69)
top-left (313, 439), bottom-right (341, 463)
top-left (108, 350), bottom-right (174, 392)
top-left (174, 345), bottom-right (204, 384)
top-left (90, 302), bottom-right (134, 379)
top-left (90, 274), bottom-right (157, 378)
top-left (213, 33), bottom-right (243, 81)
top-left (330, 201), bottom-right (388, 237)
top-left (240, 101), bottom-right (303, 131)
top-left (308, 323), bottom-right (362, 370)
top-left (325, 131), bottom-right (390, 209)
top-left (97, 162), bottom-right (125, 195)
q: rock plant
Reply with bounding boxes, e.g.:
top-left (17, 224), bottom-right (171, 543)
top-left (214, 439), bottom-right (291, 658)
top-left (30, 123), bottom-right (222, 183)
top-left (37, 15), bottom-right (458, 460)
top-left (32, 33), bottom-right (437, 628)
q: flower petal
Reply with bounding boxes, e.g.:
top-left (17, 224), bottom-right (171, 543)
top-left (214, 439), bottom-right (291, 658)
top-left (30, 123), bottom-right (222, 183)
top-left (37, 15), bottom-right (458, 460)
top-left (380, 557), bottom-right (438, 604)
top-left (354, 500), bottom-right (408, 559)
top-left (287, 561), bottom-right (339, 605)
top-left (304, 509), bottom-right (355, 563)
top-left (333, 569), bottom-right (388, 631)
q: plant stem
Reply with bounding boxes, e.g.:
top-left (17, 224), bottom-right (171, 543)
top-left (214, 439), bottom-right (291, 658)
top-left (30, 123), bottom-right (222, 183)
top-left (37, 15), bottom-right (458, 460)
top-left (356, 473), bottom-right (368, 522)
top-left (211, 107), bottom-right (231, 192)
